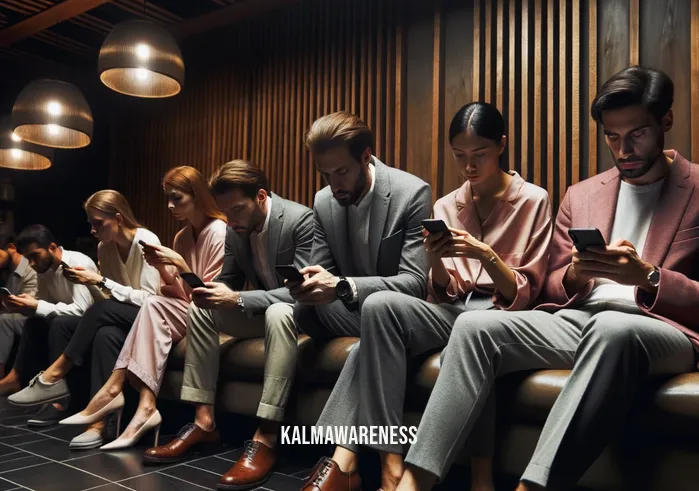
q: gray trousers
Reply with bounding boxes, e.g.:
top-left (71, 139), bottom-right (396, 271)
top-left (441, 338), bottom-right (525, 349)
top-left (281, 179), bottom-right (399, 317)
top-left (181, 302), bottom-right (298, 422)
top-left (403, 304), bottom-right (696, 489)
top-left (0, 313), bottom-right (26, 365)
top-left (316, 290), bottom-right (494, 455)
top-left (294, 300), bottom-right (362, 339)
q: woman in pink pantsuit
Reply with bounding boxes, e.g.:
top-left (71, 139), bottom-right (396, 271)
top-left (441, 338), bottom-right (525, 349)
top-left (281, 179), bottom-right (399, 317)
top-left (61, 166), bottom-right (227, 450)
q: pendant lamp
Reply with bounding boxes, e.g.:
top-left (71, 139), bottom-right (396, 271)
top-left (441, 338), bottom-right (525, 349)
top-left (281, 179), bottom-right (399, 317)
top-left (98, 19), bottom-right (184, 98)
top-left (0, 117), bottom-right (53, 170)
top-left (12, 79), bottom-right (93, 149)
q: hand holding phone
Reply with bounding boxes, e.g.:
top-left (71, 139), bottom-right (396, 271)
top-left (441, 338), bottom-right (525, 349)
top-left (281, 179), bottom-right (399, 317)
top-left (568, 228), bottom-right (606, 252)
top-left (180, 272), bottom-right (206, 289)
top-left (0, 287), bottom-right (12, 297)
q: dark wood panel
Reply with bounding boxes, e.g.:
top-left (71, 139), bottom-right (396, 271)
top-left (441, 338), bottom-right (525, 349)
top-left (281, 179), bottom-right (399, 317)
top-left (641, 0), bottom-right (691, 158)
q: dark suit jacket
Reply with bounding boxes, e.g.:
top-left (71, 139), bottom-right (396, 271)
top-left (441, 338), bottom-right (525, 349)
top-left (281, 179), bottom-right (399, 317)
top-left (311, 156), bottom-right (432, 306)
top-left (217, 193), bottom-right (313, 315)
top-left (538, 150), bottom-right (699, 352)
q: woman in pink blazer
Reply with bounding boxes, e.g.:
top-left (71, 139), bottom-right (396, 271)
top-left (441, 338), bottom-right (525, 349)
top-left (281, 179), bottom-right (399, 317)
top-left (306, 103), bottom-right (553, 491)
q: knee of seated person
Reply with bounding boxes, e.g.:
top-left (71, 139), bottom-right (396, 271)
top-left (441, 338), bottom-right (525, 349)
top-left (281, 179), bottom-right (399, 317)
top-left (362, 290), bottom-right (406, 313)
top-left (266, 303), bottom-right (295, 329)
top-left (451, 310), bottom-right (508, 343)
top-left (582, 311), bottom-right (639, 349)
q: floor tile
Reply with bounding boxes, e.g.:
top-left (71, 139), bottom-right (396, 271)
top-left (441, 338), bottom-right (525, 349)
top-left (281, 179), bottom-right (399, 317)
top-left (0, 462), bottom-right (110, 490)
top-left (265, 472), bottom-right (305, 491)
top-left (0, 443), bottom-right (22, 458)
top-left (215, 446), bottom-right (243, 462)
top-left (0, 426), bottom-right (32, 440)
top-left (0, 477), bottom-right (23, 491)
top-left (0, 453), bottom-right (48, 474)
top-left (185, 456), bottom-right (230, 475)
top-left (121, 472), bottom-right (210, 491)
top-left (69, 451), bottom-right (153, 482)
top-left (161, 464), bottom-right (222, 489)
top-left (17, 436), bottom-right (101, 461)
top-left (86, 485), bottom-right (136, 491)
top-left (0, 432), bottom-right (50, 446)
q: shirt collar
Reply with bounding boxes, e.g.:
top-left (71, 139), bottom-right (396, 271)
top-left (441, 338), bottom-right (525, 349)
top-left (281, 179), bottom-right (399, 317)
top-left (354, 163), bottom-right (376, 209)
top-left (12, 255), bottom-right (30, 278)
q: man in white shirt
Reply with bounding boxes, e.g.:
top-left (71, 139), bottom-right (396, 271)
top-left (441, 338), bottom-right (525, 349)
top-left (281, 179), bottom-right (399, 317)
top-left (0, 225), bottom-right (38, 395)
top-left (3, 225), bottom-right (96, 425)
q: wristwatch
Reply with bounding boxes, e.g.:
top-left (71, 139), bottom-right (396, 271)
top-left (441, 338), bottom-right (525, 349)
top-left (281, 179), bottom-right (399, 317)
top-left (336, 277), bottom-right (354, 303)
top-left (647, 266), bottom-right (660, 288)
top-left (98, 277), bottom-right (108, 289)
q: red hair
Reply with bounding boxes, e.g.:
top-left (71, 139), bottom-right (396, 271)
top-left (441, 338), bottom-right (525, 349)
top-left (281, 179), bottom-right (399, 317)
top-left (162, 166), bottom-right (226, 222)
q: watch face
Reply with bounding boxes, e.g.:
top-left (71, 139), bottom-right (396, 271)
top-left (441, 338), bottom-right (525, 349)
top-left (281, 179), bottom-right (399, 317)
top-left (649, 269), bottom-right (660, 286)
top-left (336, 279), bottom-right (352, 299)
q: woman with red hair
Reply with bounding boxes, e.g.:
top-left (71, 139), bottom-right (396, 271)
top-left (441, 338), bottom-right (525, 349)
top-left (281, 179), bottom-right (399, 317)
top-left (61, 166), bottom-right (227, 450)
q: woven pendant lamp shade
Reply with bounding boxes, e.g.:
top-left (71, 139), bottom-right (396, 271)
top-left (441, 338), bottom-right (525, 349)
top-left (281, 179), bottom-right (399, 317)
top-left (99, 20), bottom-right (184, 98)
top-left (12, 79), bottom-right (93, 149)
top-left (0, 117), bottom-right (53, 170)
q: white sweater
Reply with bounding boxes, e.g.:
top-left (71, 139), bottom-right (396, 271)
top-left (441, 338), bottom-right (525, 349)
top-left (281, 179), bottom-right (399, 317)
top-left (93, 228), bottom-right (162, 307)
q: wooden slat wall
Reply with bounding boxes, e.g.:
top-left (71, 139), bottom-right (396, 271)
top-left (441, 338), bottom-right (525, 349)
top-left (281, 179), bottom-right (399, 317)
top-left (108, 0), bottom-right (699, 243)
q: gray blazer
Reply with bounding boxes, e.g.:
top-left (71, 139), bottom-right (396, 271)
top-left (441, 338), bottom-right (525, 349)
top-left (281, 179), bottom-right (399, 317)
top-left (311, 156), bottom-right (432, 306)
top-left (217, 193), bottom-right (313, 315)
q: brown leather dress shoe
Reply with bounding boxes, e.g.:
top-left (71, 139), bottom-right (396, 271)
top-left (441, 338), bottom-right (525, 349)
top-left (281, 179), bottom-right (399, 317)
top-left (143, 423), bottom-right (220, 464)
top-left (301, 457), bottom-right (361, 491)
top-left (218, 440), bottom-right (277, 490)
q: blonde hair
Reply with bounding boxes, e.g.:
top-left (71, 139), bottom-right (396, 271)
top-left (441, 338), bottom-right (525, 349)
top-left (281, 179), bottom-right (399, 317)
top-left (163, 166), bottom-right (227, 222)
top-left (84, 190), bottom-right (142, 229)
top-left (305, 111), bottom-right (374, 162)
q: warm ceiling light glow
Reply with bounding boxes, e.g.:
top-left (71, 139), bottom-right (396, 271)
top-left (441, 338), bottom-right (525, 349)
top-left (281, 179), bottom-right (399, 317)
top-left (46, 101), bottom-right (62, 116)
top-left (135, 43), bottom-right (150, 60)
top-left (10, 133), bottom-right (20, 142)
top-left (10, 149), bottom-right (21, 159)
top-left (135, 68), bottom-right (149, 81)
top-left (47, 124), bottom-right (59, 135)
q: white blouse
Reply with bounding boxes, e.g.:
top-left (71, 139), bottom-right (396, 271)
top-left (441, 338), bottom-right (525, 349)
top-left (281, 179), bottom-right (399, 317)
top-left (92, 228), bottom-right (161, 307)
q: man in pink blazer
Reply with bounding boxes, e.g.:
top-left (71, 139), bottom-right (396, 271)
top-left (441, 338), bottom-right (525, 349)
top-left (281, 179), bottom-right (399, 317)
top-left (395, 66), bottom-right (699, 491)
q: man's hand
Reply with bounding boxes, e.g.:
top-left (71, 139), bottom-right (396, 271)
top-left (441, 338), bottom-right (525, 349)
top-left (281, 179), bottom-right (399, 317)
top-left (4, 293), bottom-right (39, 316)
top-left (287, 265), bottom-right (339, 305)
top-left (63, 266), bottom-right (102, 286)
top-left (191, 282), bottom-right (240, 309)
top-left (568, 239), bottom-right (655, 293)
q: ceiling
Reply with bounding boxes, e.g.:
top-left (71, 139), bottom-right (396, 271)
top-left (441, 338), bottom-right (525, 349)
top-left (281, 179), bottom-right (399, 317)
top-left (0, 0), bottom-right (299, 76)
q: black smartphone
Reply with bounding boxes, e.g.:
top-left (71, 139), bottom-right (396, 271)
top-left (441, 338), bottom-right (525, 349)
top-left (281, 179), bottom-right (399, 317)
top-left (421, 219), bottom-right (450, 235)
top-left (60, 261), bottom-right (71, 270)
top-left (180, 272), bottom-right (206, 289)
top-left (0, 287), bottom-right (12, 296)
top-left (138, 240), bottom-right (153, 249)
top-left (275, 265), bottom-right (305, 283)
top-left (568, 228), bottom-right (606, 252)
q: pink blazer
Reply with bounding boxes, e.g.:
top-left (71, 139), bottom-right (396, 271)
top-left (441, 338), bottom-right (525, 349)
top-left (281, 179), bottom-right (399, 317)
top-left (538, 150), bottom-right (699, 352)
top-left (431, 171), bottom-right (553, 310)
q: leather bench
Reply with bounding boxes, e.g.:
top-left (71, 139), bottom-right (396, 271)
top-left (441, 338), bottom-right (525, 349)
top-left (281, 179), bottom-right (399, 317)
top-left (160, 335), bottom-right (699, 491)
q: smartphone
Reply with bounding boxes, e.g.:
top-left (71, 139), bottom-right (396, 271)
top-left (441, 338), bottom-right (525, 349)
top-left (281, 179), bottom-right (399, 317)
top-left (568, 228), bottom-right (606, 252)
top-left (138, 240), bottom-right (153, 249)
top-left (60, 261), bottom-right (71, 270)
top-left (275, 265), bottom-right (305, 283)
top-left (180, 272), bottom-right (206, 289)
top-left (422, 219), bottom-right (450, 235)
top-left (0, 287), bottom-right (12, 296)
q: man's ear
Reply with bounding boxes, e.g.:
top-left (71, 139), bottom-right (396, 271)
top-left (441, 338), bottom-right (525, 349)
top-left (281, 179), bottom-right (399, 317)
top-left (660, 109), bottom-right (673, 132)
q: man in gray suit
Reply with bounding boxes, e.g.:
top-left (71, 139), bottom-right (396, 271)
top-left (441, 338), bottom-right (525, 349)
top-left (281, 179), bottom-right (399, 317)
top-left (143, 161), bottom-right (313, 483)
top-left (289, 111), bottom-right (432, 341)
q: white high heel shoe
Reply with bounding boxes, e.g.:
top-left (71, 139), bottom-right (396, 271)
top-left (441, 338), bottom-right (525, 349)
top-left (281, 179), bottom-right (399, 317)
top-left (100, 410), bottom-right (162, 451)
top-left (59, 392), bottom-right (125, 433)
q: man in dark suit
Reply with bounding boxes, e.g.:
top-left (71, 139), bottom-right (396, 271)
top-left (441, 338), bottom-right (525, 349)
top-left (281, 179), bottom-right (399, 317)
top-left (143, 161), bottom-right (313, 482)
top-left (289, 111), bottom-right (432, 339)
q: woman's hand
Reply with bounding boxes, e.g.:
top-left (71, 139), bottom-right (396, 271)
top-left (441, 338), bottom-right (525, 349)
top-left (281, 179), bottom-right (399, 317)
top-left (142, 244), bottom-right (187, 272)
top-left (63, 266), bottom-right (103, 286)
top-left (439, 227), bottom-right (490, 261)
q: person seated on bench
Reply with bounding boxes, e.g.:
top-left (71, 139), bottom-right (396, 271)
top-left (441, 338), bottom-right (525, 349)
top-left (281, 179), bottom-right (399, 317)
top-left (2, 225), bottom-right (97, 426)
top-left (61, 166), bottom-right (227, 451)
top-left (396, 66), bottom-right (699, 491)
top-left (142, 161), bottom-right (313, 483)
top-left (0, 225), bottom-right (39, 395)
top-left (304, 103), bottom-right (553, 491)
top-left (8, 190), bottom-right (162, 450)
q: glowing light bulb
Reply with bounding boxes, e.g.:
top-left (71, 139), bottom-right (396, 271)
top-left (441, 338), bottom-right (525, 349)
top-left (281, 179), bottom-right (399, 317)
top-left (10, 133), bottom-right (20, 142)
top-left (135, 43), bottom-right (150, 60)
top-left (135, 68), bottom-right (148, 81)
top-left (11, 149), bottom-right (21, 159)
top-left (47, 124), bottom-right (59, 136)
top-left (47, 101), bottom-right (62, 116)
